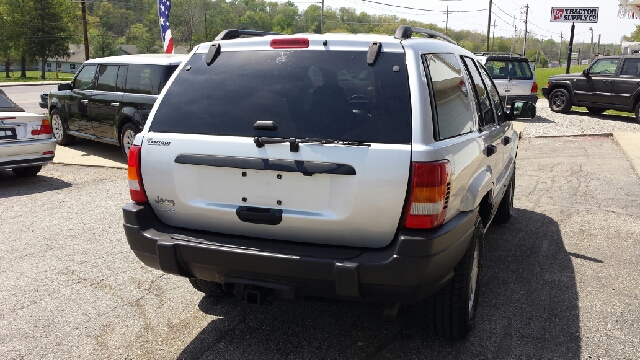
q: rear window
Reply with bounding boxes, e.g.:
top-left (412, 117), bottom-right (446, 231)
top-left (484, 60), bottom-right (533, 80)
top-left (149, 50), bottom-right (411, 144)
top-left (0, 91), bottom-right (24, 112)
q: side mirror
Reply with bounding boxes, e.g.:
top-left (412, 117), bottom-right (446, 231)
top-left (508, 101), bottom-right (536, 119)
top-left (582, 69), bottom-right (590, 77)
top-left (58, 83), bottom-right (72, 91)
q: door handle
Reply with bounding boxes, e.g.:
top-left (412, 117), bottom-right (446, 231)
top-left (486, 145), bottom-right (498, 157)
top-left (80, 99), bottom-right (88, 105)
top-left (503, 136), bottom-right (511, 145)
top-left (236, 206), bottom-right (283, 225)
top-left (110, 102), bottom-right (120, 107)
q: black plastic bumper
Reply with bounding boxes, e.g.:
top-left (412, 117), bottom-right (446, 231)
top-left (502, 94), bottom-right (539, 104)
top-left (541, 87), bottom-right (550, 99)
top-left (122, 202), bottom-right (477, 303)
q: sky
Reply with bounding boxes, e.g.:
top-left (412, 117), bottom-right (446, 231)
top-left (289, 0), bottom-right (638, 44)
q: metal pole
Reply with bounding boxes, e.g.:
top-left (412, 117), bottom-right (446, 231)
top-left (81, 0), bottom-right (89, 60)
top-left (589, 27), bottom-right (593, 63)
top-left (597, 34), bottom-right (601, 54)
top-left (492, 20), bottom-right (496, 51)
top-left (486, 0), bottom-right (492, 52)
top-left (320, 0), bottom-right (324, 34)
top-left (565, 22), bottom-right (575, 74)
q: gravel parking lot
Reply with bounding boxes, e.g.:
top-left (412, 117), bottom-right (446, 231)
top-left (524, 99), bottom-right (640, 137)
top-left (1, 133), bottom-right (638, 359)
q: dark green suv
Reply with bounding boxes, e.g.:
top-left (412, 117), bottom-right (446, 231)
top-left (542, 55), bottom-right (640, 122)
top-left (47, 54), bottom-right (186, 157)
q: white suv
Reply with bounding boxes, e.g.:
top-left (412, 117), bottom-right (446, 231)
top-left (122, 26), bottom-right (535, 340)
top-left (476, 53), bottom-right (538, 105)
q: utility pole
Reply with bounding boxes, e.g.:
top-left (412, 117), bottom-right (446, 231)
top-left (81, 0), bottom-right (89, 60)
top-left (320, 0), bottom-right (324, 34)
top-left (522, 4), bottom-right (529, 55)
top-left (492, 20), bottom-right (497, 51)
top-left (559, 31), bottom-right (563, 65)
top-left (589, 27), bottom-right (593, 63)
top-left (205, 12), bottom-right (208, 40)
top-left (597, 34), bottom-right (601, 54)
top-left (486, 0), bottom-right (492, 52)
top-left (510, 15), bottom-right (516, 54)
top-left (445, 6), bottom-right (449, 36)
top-left (565, 22), bottom-right (575, 74)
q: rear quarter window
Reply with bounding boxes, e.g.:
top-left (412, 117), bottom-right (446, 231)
top-left (149, 50), bottom-right (412, 144)
top-left (423, 53), bottom-right (475, 140)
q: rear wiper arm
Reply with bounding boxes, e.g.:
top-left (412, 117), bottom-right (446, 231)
top-left (254, 136), bottom-right (370, 152)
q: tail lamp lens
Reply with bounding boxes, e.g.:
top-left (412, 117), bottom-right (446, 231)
top-left (270, 38), bottom-right (309, 49)
top-left (531, 81), bottom-right (538, 93)
top-left (127, 144), bottom-right (148, 203)
top-left (403, 161), bottom-right (450, 229)
top-left (31, 119), bottom-right (52, 135)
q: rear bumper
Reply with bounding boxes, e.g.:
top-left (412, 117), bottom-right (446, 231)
top-left (123, 202), bottom-right (477, 303)
top-left (0, 138), bottom-right (56, 169)
top-left (39, 101), bottom-right (48, 109)
top-left (502, 94), bottom-right (539, 104)
top-left (541, 87), bottom-right (550, 99)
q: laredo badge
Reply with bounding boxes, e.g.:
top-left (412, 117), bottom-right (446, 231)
top-left (147, 138), bottom-right (172, 146)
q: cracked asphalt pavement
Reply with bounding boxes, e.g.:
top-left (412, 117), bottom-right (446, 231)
top-left (0, 135), bottom-right (639, 359)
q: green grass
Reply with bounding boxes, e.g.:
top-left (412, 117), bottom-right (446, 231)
top-left (535, 65), bottom-right (588, 98)
top-left (0, 70), bottom-right (74, 83)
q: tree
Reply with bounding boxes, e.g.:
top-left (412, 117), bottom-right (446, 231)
top-left (125, 23), bottom-right (159, 54)
top-left (89, 27), bottom-right (119, 58)
top-left (23, 0), bottom-right (79, 79)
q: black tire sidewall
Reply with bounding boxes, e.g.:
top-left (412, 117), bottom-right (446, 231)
top-left (549, 89), bottom-right (571, 113)
top-left (464, 217), bottom-right (483, 330)
top-left (50, 109), bottom-right (74, 145)
top-left (120, 123), bottom-right (140, 158)
top-left (635, 103), bottom-right (640, 123)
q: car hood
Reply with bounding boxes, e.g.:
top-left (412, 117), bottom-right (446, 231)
top-left (548, 73), bottom-right (583, 82)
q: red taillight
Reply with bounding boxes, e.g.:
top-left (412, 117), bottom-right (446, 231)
top-left (43, 151), bottom-right (54, 155)
top-left (31, 119), bottom-right (52, 135)
top-left (127, 144), bottom-right (148, 203)
top-left (531, 81), bottom-right (538, 93)
top-left (403, 161), bottom-right (450, 229)
top-left (270, 38), bottom-right (309, 49)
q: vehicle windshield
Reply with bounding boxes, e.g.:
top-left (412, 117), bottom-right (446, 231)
top-left (485, 60), bottom-right (533, 80)
top-left (149, 50), bottom-right (412, 144)
top-left (0, 90), bottom-right (24, 112)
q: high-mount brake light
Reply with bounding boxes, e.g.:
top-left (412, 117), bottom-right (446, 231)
top-left (127, 144), bottom-right (148, 203)
top-left (31, 119), bottom-right (52, 136)
top-left (403, 161), bottom-right (450, 229)
top-left (270, 38), bottom-right (309, 49)
top-left (531, 81), bottom-right (538, 93)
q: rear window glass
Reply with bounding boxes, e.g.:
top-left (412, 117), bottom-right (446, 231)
top-left (484, 60), bottom-right (533, 80)
top-left (0, 94), bottom-right (15, 108)
top-left (150, 50), bottom-right (412, 144)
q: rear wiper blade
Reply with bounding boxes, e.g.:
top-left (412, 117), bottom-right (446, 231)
top-left (297, 138), bottom-right (371, 147)
top-left (254, 136), bottom-right (370, 152)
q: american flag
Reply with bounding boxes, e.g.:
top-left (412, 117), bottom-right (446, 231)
top-left (158, 0), bottom-right (174, 54)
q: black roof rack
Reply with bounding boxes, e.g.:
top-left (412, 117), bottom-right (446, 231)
top-left (215, 29), bottom-right (283, 41)
top-left (393, 25), bottom-right (457, 45)
top-left (474, 52), bottom-right (524, 57)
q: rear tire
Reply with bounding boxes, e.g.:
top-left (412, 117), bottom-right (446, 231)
top-left (12, 165), bottom-right (43, 177)
top-left (549, 88), bottom-right (572, 113)
top-left (425, 215), bottom-right (483, 340)
top-left (495, 168), bottom-right (515, 225)
top-left (120, 122), bottom-right (139, 159)
top-left (189, 278), bottom-right (232, 297)
top-left (50, 108), bottom-right (75, 146)
top-left (586, 107), bottom-right (606, 114)
top-left (634, 102), bottom-right (640, 123)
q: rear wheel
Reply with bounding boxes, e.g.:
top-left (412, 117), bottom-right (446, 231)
top-left (50, 108), bottom-right (75, 145)
top-left (634, 102), bottom-right (640, 123)
top-left (586, 107), bottom-right (606, 114)
top-left (12, 165), bottom-right (42, 177)
top-left (425, 215), bottom-right (483, 340)
top-left (549, 88), bottom-right (572, 113)
top-left (120, 122), bottom-right (139, 159)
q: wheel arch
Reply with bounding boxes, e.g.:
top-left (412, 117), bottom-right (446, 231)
top-left (548, 83), bottom-right (574, 101)
top-left (460, 167), bottom-right (493, 220)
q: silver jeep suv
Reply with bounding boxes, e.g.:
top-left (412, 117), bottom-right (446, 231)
top-left (122, 26), bottom-right (535, 340)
